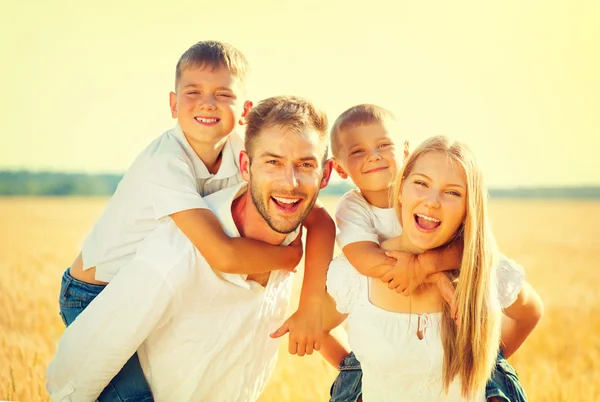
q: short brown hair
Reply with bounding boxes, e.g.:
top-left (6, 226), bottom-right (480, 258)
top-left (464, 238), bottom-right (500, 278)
top-left (330, 104), bottom-right (396, 158)
top-left (245, 96), bottom-right (329, 164)
top-left (175, 40), bottom-right (250, 88)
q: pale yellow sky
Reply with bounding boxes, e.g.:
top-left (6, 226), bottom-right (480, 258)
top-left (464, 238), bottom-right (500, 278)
top-left (1, 0), bottom-right (598, 187)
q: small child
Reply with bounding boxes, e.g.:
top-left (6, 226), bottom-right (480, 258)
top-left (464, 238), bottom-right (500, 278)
top-left (58, 41), bottom-right (334, 401)
top-left (321, 104), bottom-right (542, 402)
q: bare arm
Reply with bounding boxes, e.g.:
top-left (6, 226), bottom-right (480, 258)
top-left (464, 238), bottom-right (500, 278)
top-left (171, 208), bottom-right (302, 274)
top-left (320, 293), bottom-right (350, 368)
top-left (270, 201), bottom-right (336, 356)
top-left (342, 241), bottom-right (397, 278)
top-left (500, 281), bottom-right (544, 358)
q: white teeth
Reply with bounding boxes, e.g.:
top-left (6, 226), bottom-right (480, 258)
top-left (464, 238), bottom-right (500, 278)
top-left (273, 197), bottom-right (299, 204)
top-left (416, 213), bottom-right (440, 223)
top-left (196, 117), bottom-right (218, 123)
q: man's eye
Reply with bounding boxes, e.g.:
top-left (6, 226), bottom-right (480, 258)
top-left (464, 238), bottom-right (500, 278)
top-left (300, 163), bottom-right (315, 169)
top-left (266, 160), bottom-right (278, 165)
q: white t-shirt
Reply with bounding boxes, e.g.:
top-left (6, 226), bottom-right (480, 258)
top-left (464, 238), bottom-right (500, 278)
top-left (80, 123), bottom-right (244, 282)
top-left (47, 182), bottom-right (298, 402)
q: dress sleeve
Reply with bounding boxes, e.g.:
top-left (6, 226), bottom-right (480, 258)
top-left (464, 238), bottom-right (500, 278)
top-left (496, 254), bottom-right (526, 308)
top-left (335, 190), bottom-right (379, 249)
top-left (326, 254), bottom-right (367, 314)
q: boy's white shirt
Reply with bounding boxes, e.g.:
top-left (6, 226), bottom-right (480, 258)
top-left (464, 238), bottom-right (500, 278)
top-left (81, 123), bottom-right (245, 282)
top-left (46, 182), bottom-right (298, 402)
top-left (334, 188), bottom-right (525, 308)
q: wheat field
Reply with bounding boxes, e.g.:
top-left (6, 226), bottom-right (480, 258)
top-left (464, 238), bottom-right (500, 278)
top-left (1, 196), bottom-right (599, 401)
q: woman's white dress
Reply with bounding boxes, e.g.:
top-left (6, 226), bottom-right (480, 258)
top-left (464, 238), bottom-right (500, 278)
top-left (326, 256), bottom-right (524, 402)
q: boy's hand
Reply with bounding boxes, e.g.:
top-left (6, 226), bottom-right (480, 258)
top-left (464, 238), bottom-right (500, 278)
top-left (379, 251), bottom-right (428, 294)
top-left (269, 296), bottom-right (322, 356)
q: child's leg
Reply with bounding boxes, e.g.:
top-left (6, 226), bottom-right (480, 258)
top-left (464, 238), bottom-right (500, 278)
top-left (58, 268), bottom-right (154, 402)
top-left (329, 352), bottom-right (363, 402)
top-left (485, 349), bottom-right (528, 402)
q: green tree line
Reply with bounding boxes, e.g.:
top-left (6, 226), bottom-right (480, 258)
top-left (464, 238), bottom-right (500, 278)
top-left (1, 171), bottom-right (599, 199)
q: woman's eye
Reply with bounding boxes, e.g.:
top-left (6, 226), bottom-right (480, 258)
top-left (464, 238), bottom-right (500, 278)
top-left (446, 191), bottom-right (461, 197)
top-left (415, 181), bottom-right (427, 187)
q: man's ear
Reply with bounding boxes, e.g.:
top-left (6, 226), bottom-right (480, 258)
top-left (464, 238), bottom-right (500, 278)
top-left (239, 150), bottom-right (251, 182)
top-left (169, 92), bottom-right (178, 118)
top-left (331, 158), bottom-right (348, 180)
top-left (238, 100), bottom-right (253, 125)
top-left (320, 159), bottom-right (334, 189)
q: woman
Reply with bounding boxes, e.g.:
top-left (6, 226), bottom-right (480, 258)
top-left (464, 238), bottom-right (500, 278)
top-left (324, 136), bottom-right (534, 401)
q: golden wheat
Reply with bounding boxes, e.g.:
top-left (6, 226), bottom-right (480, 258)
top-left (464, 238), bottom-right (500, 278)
top-left (1, 197), bottom-right (599, 401)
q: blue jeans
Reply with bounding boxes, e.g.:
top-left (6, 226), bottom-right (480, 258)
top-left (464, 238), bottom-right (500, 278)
top-left (330, 350), bottom-right (527, 402)
top-left (59, 268), bottom-right (154, 402)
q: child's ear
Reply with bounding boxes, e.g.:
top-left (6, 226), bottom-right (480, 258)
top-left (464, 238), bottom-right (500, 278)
top-left (332, 159), bottom-right (348, 180)
top-left (169, 92), bottom-right (178, 118)
top-left (239, 150), bottom-right (251, 181)
top-left (238, 100), bottom-right (253, 125)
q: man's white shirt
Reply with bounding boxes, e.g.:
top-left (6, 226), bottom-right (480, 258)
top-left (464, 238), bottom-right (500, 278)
top-left (46, 182), bottom-right (298, 402)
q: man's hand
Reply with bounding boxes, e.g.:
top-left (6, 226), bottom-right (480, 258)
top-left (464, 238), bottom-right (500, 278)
top-left (379, 250), bottom-right (427, 294)
top-left (270, 296), bottom-right (322, 356)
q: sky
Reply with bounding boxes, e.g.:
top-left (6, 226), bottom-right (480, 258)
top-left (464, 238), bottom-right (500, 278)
top-left (1, 0), bottom-right (598, 188)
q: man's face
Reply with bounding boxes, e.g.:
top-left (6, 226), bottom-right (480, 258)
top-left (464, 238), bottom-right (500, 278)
top-left (240, 125), bottom-right (331, 234)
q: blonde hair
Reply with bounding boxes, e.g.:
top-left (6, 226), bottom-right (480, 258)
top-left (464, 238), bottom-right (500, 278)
top-left (175, 40), bottom-right (250, 88)
top-left (393, 136), bottom-right (501, 400)
top-left (329, 104), bottom-right (396, 158)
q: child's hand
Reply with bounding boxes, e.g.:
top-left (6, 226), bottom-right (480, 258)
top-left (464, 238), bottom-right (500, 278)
top-left (269, 296), bottom-right (323, 356)
top-left (379, 251), bottom-right (426, 294)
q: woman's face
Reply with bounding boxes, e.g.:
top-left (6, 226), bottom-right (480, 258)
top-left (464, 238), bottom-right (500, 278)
top-left (399, 151), bottom-right (467, 251)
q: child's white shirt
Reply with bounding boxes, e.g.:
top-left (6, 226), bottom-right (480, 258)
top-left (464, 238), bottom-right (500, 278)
top-left (334, 189), bottom-right (525, 308)
top-left (80, 123), bottom-right (244, 282)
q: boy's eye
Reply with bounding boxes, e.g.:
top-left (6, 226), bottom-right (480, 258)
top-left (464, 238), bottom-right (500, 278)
top-left (350, 149), bottom-right (364, 155)
top-left (217, 93), bottom-right (234, 98)
top-left (187, 91), bottom-right (200, 95)
top-left (378, 143), bottom-right (393, 149)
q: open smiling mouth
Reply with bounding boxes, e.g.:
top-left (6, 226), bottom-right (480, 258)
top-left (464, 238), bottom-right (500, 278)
top-left (271, 196), bottom-right (302, 213)
top-left (414, 213), bottom-right (441, 232)
top-left (195, 117), bottom-right (221, 126)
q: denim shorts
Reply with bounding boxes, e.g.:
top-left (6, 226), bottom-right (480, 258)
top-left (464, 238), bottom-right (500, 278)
top-left (59, 268), bottom-right (154, 402)
top-left (329, 349), bottom-right (527, 402)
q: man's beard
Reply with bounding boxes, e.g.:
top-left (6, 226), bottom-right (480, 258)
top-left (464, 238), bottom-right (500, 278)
top-left (249, 180), bottom-right (317, 235)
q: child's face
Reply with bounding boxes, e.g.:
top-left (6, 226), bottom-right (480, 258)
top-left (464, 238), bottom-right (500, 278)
top-left (399, 151), bottom-right (467, 251)
top-left (334, 122), bottom-right (399, 193)
top-left (169, 66), bottom-right (250, 144)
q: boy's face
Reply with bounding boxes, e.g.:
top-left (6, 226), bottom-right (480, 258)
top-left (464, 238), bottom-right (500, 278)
top-left (240, 126), bottom-right (331, 234)
top-left (333, 122), bottom-right (399, 193)
top-left (170, 66), bottom-right (251, 145)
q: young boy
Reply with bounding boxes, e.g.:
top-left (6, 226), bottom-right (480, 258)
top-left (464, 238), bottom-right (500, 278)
top-left (60, 41), bottom-right (334, 400)
top-left (321, 104), bottom-right (541, 402)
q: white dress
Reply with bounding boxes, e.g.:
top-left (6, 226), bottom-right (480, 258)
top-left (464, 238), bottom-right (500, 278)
top-left (327, 255), bottom-right (525, 402)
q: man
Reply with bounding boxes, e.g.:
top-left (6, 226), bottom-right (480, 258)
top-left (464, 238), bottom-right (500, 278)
top-left (46, 95), bottom-right (333, 402)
